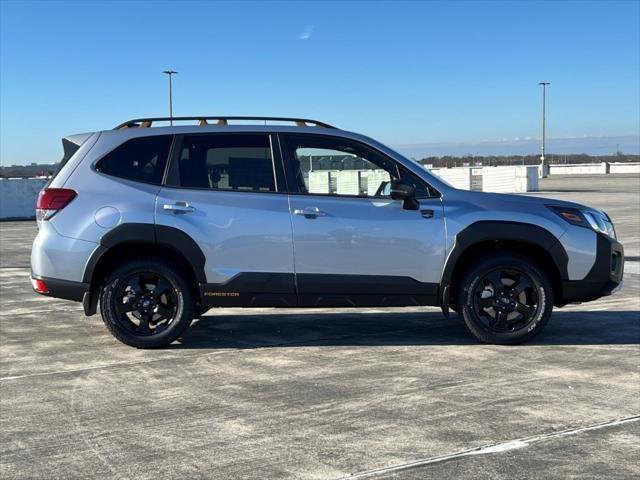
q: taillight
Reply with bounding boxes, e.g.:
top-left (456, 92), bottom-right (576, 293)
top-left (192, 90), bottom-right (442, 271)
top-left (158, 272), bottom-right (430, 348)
top-left (36, 188), bottom-right (77, 220)
top-left (31, 277), bottom-right (49, 294)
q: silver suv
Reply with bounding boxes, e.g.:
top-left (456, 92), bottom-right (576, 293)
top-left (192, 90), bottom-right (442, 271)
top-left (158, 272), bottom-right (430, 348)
top-left (31, 116), bottom-right (624, 348)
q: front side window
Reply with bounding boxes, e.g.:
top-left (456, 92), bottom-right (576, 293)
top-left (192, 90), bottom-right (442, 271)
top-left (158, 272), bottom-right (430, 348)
top-left (177, 134), bottom-right (275, 192)
top-left (282, 135), bottom-right (399, 197)
top-left (399, 166), bottom-right (439, 198)
top-left (95, 135), bottom-right (172, 185)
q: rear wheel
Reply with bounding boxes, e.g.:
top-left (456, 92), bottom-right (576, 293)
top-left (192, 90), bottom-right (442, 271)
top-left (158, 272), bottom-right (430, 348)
top-left (456, 253), bottom-right (553, 344)
top-left (100, 259), bottom-right (194, 348)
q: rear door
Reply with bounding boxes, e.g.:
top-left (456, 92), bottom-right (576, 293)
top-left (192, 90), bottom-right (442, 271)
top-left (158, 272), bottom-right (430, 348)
top-left (156, 132), bottom-right (295, 306)
top-left (279, 133), bottom-right (446, 306)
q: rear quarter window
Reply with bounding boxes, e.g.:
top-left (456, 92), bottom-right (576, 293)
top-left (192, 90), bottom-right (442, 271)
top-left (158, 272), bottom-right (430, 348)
top-left (95, 135), bottom-right (172, 185)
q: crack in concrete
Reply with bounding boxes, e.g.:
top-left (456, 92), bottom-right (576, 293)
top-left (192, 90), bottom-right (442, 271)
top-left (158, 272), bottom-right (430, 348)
top-left (338, 416), bottom-right (640, 479)
top-left (0, 352), bottom-right (226, 382)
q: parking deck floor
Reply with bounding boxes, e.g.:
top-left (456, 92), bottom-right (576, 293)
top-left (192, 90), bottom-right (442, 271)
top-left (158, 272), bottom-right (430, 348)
top-left (1, 174), bottom-right (638, 479)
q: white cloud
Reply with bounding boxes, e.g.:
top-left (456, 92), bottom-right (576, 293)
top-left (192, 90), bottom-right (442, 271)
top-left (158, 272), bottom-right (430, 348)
top-left (298, 24), bottom-right (314, 40)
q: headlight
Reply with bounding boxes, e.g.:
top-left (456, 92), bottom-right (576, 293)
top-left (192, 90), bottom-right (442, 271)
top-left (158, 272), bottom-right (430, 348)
top-left (583, 211), bottom-right (616, 238)
top-left (547, 205), bottom-right (616, 239)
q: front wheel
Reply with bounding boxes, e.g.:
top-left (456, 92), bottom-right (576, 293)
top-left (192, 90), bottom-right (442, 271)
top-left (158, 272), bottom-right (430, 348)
top-left (100, 258), bottom-right (195, 348)
top-left (456, 253), bottom-right (554, 345)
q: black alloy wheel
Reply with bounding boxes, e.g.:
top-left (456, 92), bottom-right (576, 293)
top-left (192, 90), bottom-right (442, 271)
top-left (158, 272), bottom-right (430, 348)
top-left (100, 258), bottom-right (195, 348)
top-left (457, 253), bottom-right (554, 345)
top-left (472, 267), bottom-right (539, 333)
top-left (114, 272), bottom-right (178, 335)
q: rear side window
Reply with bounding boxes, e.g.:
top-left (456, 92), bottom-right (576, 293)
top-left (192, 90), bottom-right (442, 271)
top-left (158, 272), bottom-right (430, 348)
top-left (177, 134), bottom-right (275, 192)
top-left (95, 135), bottom-right (172, 185)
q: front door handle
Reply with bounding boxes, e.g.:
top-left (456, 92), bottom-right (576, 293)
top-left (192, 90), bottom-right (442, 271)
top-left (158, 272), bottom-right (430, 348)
top-left (421, 209), bottom-right (434, 219)
top-left (293, 207), bottom-right (326, 219)
top-left (163, 202), bottom-right (196, 214)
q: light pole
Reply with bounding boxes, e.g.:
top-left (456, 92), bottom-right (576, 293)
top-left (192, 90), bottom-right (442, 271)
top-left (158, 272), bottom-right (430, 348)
top-left (538, 81), bottom-right (550, 178)
top-left (163, 70), bottom-right (178, 125)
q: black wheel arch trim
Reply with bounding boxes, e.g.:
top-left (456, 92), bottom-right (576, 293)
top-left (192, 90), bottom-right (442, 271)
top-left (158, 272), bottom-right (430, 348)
top-left (441, 221), bottom-right (570, 287)
top-left (83, 222), bottom-right (207, 288)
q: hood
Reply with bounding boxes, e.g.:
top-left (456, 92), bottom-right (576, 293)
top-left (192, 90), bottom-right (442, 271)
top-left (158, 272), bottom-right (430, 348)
top-left (458, 190), bottom-right (593, 211)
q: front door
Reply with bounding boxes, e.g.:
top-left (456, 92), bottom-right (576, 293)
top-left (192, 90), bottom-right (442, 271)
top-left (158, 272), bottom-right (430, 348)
top-left (156, 132), bottom-right (296, 306)
top-left (280, 133), bottom-right (446, 307)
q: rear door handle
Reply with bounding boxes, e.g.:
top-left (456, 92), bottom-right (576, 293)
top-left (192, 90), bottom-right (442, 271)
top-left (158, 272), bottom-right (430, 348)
top-left (163, 202), bottom-right (196, 214)
top-left (293, 207), bottom-right (326, 219)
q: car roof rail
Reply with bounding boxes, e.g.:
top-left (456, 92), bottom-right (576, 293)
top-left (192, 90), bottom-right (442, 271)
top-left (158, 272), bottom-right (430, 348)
top-left (114, 116), bottom-right (336, 130)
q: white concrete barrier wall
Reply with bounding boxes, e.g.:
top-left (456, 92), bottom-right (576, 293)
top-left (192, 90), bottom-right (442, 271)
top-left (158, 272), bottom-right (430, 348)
top-left (524, 166), bottom-right (539, 191)
top-left (479, 166), bottom-right (539, 193)
top-left (432, 166), bottom-right (538, 193)
top-left (336, 171), bottom-right (361, 195)
top-left (430, 168), bottom-right (472, 190)
top-left (480, 167), bottom-right (517, 193)
top-left (308, 171), bottom-right (331, 194)
top-left (0, 178), bottom-right (47, 219)
top-left (548, 163), bottom-right (608, 175)
top-left (309, 169), bottom-right (392, 195)
top-left (609, 162), bottom-right (640, 174)
top-left (367, 170), bottom-right (391, 196)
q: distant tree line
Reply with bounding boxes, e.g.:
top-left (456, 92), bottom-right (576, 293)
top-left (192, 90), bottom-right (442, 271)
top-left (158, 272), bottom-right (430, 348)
top-left (0, 163), bottom-right (57, 178)
top-left (419, 153), bottom-right (640, 168)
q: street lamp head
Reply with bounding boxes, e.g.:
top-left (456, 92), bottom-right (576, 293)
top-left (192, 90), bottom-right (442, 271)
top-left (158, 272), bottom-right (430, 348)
top-left (538, 81), bottom-right (550, 85)
top-left (163, 70), bottom-right (178, 75)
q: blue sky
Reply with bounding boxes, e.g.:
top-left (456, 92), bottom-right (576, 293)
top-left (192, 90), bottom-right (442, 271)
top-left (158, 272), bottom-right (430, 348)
top-left (1, 0), bottom-right (639, 164)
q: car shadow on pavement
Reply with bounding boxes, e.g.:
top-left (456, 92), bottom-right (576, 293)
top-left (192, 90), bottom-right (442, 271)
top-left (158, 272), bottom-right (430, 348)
top-left (172, 310), bottom-right (640, 349)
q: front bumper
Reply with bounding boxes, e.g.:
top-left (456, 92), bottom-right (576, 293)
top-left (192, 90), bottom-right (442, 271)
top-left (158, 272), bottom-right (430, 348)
top-left (560, 233), bottom-right (624, 304)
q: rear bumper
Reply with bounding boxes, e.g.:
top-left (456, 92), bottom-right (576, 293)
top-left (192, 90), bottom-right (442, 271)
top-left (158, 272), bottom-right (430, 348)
top-left (31, 274), bottom-right (88, 302)
top-left (560, 234), bottom-right (624, 304)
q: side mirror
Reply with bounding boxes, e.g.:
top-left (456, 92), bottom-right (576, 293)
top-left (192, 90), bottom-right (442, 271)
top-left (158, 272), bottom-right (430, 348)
top-left (390, 180), bottom-right (419, 210)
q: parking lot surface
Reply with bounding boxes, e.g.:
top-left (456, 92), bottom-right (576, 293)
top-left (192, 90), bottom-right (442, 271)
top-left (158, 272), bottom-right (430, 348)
top-left (1, 174), bottom-right (639, 479)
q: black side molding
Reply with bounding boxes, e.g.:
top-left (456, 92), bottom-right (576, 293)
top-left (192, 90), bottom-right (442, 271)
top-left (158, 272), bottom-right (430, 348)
top-left (200, 272), bottom-right (441, 308)
top-left (295, 273), bottom-right (439, 307)
top-left (296, 273), bottom-right (438, 295)
top-left (200, 272), bottom-right (296, 307)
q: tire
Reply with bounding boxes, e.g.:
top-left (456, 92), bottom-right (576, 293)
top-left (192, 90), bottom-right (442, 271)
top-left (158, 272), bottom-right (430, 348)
top-left (100, 258), bottom-right (195, 348)
top-left (456, 253), bottom-right (554, 345)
